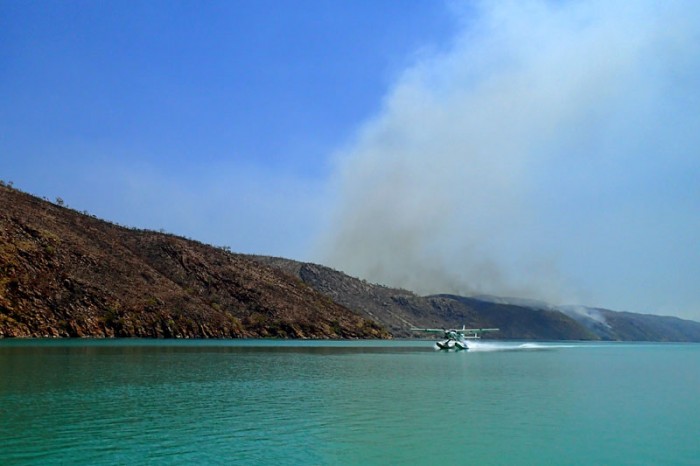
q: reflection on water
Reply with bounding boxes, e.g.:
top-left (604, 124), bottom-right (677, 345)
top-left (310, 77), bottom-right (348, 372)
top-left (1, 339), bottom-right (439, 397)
top-left (1, 340), bottom-right (698, 464)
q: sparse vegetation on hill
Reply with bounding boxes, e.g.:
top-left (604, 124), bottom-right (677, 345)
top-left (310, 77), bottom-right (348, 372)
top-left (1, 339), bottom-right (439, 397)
top-left (0, 184), bottom-right (387, 338)
top-left (2, 182), bottom-right (699, 341)
top-left (254, 256), bottom-right (700, 341)
top-left (253, 257), bottom-right (596, 340)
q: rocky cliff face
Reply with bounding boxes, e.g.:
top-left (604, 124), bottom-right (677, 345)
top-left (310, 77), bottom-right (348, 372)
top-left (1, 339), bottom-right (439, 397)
top-left (0, 185), bottom-right (388, 339)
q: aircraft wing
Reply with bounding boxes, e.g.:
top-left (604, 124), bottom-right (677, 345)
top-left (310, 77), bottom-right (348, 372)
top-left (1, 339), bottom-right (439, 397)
top-left (458, 328), bottom-right (499, 333)
top-left (409, 327), bottom-right (446, 333)
top-left (410, 327), bottom-right (499, 334)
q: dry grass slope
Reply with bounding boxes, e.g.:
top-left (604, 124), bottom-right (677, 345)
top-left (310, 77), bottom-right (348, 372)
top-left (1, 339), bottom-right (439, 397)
top-left (0, 184), bottom-right (388, 339)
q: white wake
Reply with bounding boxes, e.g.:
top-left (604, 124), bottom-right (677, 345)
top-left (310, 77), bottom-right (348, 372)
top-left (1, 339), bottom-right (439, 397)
top-left (465, 341), bottom-right (578, 352)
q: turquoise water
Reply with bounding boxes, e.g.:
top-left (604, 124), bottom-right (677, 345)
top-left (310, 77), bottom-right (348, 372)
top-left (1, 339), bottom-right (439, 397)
top-left (1, 340), bottom-right (698, 465)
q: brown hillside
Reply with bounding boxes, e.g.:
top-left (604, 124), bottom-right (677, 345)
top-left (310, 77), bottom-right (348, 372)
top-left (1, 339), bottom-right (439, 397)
top-left (256, 256), bottom-right (700, 342)
top-left (253, 257), bottom-right (597, 340)
top-left (0, 185), bottom-right (388, 339)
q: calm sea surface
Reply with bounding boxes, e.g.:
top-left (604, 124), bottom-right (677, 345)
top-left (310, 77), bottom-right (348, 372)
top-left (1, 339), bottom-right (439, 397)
top-left (1, 339), bottom-right (698, 465)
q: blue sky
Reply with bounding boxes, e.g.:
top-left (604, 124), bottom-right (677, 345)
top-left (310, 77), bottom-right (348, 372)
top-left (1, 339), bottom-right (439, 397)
top-left (2, 1), bottom-right (699, 321)
top-left (1, 0), bottom-right (458, 251)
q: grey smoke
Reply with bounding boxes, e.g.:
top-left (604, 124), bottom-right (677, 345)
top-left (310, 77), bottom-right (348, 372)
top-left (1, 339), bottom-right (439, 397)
top-left (561, 305), bottom-right (611, 329)
top-left (317, 0), bottom-right (700, 311)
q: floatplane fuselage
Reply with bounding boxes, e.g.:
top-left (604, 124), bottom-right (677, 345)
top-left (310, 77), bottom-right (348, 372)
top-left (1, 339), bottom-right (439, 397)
top-left (410, 326), bottom-right (499, 351)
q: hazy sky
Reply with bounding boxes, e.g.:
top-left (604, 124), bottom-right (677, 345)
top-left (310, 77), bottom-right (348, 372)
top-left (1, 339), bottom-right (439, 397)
top-left (2, 1), bottom-right (699, 320)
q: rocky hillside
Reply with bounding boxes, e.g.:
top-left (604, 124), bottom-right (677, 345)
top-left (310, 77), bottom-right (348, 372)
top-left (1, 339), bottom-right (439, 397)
top-left (0, 185), bottom-right (388, 339)
top-left (559, 305), bottom-right (700, 342)
top-left (3, 184), bottom-right (699, 342)
top-left (253, 257), bottom-right (596, 340)
top-left (255, 257), bottom-right (700, 342)
top-left (252, 257), bottom-right (419, 333)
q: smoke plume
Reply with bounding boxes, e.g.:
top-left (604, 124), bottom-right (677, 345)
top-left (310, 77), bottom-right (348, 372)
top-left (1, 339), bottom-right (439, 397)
top-left (317, 0), bottom-right (700, 308)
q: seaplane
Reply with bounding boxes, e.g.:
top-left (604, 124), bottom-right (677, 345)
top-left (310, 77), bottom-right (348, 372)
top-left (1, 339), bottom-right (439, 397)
top-left (410, 326), bottom-right (499, 351)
